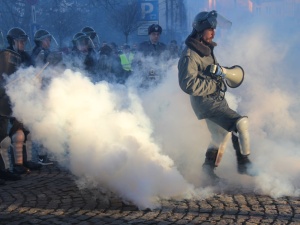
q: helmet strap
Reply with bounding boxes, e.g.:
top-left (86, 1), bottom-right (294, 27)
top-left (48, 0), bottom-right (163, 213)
top-left (13, 43), bottom-right (19, 52)
top-left (197, 32), bottom-right (203, 40)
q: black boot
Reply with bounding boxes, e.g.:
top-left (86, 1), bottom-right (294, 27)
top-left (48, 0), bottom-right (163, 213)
top-left (0, 169), bottom-right (22, 180)
top-left (13, 164), bottom-right (30, 174)
top-left (202, 148), bottom-right (220, 181)
top-left (24, 161), bottom-right (42, 170)
top-left (232, 133), bottom-right (254, 176)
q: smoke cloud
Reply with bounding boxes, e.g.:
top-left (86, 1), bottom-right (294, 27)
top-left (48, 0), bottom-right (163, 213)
top-left (6, 64), bottom-right (215, 209)
top-left (5, 3), bottom-right (300, 209)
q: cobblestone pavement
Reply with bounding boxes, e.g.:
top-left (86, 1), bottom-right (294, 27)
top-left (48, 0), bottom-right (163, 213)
top-left (1, 164), bottom-right (300, 225)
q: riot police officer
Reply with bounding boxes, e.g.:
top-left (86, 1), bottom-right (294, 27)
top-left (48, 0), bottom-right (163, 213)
top-left (6, 27), bottom-right (33, 67)
top-left (81, 26), bottom-right (100, 51)
top-left (71, 32), bottom-right (98, 73)
top-left (31, 29), bottom-right (62, 67)
top-left (178, 11), bottom-right (254, 182)
top-left (0, 27), bottom-right (41, 177)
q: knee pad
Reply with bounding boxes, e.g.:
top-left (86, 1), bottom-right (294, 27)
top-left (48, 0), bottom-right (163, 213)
top-left (236, 117), bottom-right (249, 130)
top-left (236, 117), bottom-right (250, 155)
top-left (0, 136), bottom-right (11, 149)
top-left (25, 133), bottom-right (33, 161)
top-left (0, 136), bottom-right (12, 170)
top-left (12, 130), bottom-right (25, 144)
top-left (11, 130), bottom-right (25, 164)
top-left (26, 133), bottom-right (32, 142)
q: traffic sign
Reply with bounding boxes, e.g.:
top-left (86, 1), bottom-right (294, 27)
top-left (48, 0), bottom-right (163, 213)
top-left (138, 0), bottom-right (159, 35)
top-left (138, 21), bottom-right (158, 35)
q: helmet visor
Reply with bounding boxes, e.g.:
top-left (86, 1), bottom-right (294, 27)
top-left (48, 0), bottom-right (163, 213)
top-left (215, 12), bottom-right (232, 29)
top-left (14, 36), bottom-right (32, 52)
top-left (74, 35), bottom-right (95, 53)
top-left (91, 34), bottom-right (100, 50)
top-left (39, 34), bottom-right (59, 51)
top-left (204, 10), bottom-right (232, 30)
top-left (0, 31), bottom-right (4, 49)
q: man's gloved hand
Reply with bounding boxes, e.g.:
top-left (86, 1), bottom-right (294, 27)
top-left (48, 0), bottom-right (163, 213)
top-left (209, 64), bottom-right (226, 78)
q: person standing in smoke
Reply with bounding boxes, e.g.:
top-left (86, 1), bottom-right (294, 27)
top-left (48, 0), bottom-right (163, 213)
top-left (178, 11), bottom-right (254, 182)
top-left (119, 44), bottom-right (134, 83)
top-left (136, 24), bottom-right (167, 88)
top-left (167, 40), bottom-right (180, 59)
top-left (71, 32), bottom-right (98, 73)
top-left (0, 27), bottom-right (41, 178)
top-left (81, 26), bottom-right (100, 52)
top-left (97, 44), bottom-right (124, 83)
top-left (31, 29), bottom-right (60, 166)
top-left (31, 29), bottom-right (62, 67)
top-left (138, 24), bottom-right (166, 57)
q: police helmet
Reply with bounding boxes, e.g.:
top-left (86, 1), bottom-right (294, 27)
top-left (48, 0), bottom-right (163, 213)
top-left (6, 27), bottom-right (28, 46)
top-left (81, 26), bottom-right (97, 40)
top-left (34, 29), bottom-right (51, 41)
top-left (72, 32), bottom-right (95, 49)
top-left (34, 29), bottom-right (52, 45)
top-left (72, 32), bottom-right (88, 44)
top-left (192, 10), bottom-right (218, 33)
top-left (148, 24), bottom-right (162, 35)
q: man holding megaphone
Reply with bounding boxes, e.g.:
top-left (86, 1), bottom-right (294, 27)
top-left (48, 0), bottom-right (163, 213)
top-left (178, 10), bottom-right (254, 182)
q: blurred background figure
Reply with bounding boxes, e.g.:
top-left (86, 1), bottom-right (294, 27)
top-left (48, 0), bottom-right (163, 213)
top-left (109, 42), bottom-right (121, 56)
top-left (167, 40), bottom-right (180, 59)
top-left (98, 44), bottom-right (123, 83)
top-left (31, 29), bottom-right (62, 67)
top-left (119, 44), bottom-right (134, 73)
top-left (138, 24), bottom-right (166, 57)
top-left (81, 26), bottom-right (100, 51)
top-left (71, 32), bottom-right (98, 73)
top-left (119, 44), bottom-right (134, 83)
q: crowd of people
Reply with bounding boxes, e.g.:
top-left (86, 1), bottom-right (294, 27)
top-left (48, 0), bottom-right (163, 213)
top-left (0, 23), bottom-right (180, 185)
top-left (0, 10), bottom-right (255, 186)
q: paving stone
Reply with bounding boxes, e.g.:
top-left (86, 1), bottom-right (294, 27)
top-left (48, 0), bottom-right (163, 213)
top-left (1, 164), bottom-right (300, 224)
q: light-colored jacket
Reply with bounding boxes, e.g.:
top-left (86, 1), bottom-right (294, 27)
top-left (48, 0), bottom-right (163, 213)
top-left (178, 37), bottom-right (237, 124)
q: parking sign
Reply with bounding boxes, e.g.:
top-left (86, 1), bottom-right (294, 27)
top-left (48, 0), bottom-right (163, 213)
top-left (138, 0), bottom-right (159, 35)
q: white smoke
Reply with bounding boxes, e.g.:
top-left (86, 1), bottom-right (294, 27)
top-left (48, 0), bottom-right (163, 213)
top-left (5, 2), bottom-right (300, 209)
top-left (215, 17), bottom-right (300, 195)
top-left (6, 64), bottom-right (217, 209)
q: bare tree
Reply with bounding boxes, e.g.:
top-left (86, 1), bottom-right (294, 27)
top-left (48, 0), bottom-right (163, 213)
top-left (88, 0), bottom-right (119, 9)
top-left (106, 1), bottom-right (143, 43)
top-left (38, 0), bottom-right (87, 48)
top-left (0, 0), bottom-right (32, 34)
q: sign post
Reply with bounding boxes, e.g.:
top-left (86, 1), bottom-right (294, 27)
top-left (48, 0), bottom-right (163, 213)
top-left (26, 0), bottom-right (39, 41)
top-left (138, 0), bottom-right (159, 35)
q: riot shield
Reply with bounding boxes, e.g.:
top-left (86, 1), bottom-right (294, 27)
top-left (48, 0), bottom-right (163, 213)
top-left (0, 30), bottom-right (4, 49)
top-left (47, 51), bottom-right (63, 66)
top-left (35, 50), bottom-right (63, 67)
top-left (0, 49), bottom-right (21, 77)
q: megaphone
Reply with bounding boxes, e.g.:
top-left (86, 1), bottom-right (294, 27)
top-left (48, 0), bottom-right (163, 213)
top-left (221, 65), bottom-right (245, 88)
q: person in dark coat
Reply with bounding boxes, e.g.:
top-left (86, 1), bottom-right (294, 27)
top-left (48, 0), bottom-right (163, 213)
top-left (31, 29), bottom-right (62, 67)
top-left (97, 45), bottom-right (124, 83)
top-left (138, 24), bottom-right (166, 58)
top-left (0, 27), bottom-right (41, 179)
top-left (71, 32), bottom-right (98, 73)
